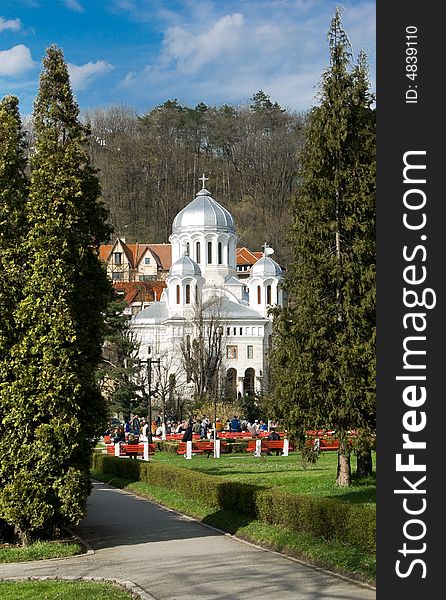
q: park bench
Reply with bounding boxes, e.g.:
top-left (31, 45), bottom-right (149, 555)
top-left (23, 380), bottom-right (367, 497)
top-left (105, 443), bottom-right (156, 458)
top-left (176, 440), bottom-right (228, 457)
top-left (246, 439), bottom-right (294, 456)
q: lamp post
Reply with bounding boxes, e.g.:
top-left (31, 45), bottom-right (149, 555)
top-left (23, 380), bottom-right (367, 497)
top-left (140, 355), bottom-right (160, 444)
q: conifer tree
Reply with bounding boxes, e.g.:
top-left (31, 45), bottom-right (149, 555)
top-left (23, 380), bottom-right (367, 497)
top-left (0, 96), bottom-right (27, 354)
top-left (0, 96), bottom-right (28, 540)
top-left (0, 46), bottom-right (113, 543)
top-left (270, 9), bottom-right (375, 486)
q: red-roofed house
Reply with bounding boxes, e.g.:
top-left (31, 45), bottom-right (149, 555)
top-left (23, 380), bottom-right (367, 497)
top-left (100, 239), bottom-right (172, 283)
top-left (236, 247), bottom-right (263, 279)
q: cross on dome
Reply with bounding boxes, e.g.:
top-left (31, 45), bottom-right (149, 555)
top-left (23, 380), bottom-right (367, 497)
top-left (199, 173), bottom-right (209, 189)
top-left (262, 242), bottom-right (274, 256)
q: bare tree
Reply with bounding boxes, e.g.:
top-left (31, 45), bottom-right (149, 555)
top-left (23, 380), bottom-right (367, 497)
top-left (180, 295), bottom-right (225, 407)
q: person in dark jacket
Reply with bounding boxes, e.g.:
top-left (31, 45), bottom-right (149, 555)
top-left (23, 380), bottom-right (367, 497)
top-left (267, 428), bottom-right (281, 456)
top-left (181, 420), bottom-right (193, 442)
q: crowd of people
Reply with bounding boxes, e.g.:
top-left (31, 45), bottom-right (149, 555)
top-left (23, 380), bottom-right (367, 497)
top-left (105, 413), bottom-right (280, 444)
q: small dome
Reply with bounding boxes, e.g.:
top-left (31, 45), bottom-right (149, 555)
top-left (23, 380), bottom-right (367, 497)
top-left (169, 254), bottom-right (201, 277)
top-left (172, 188), bottom-right (235, 233)
top-left (250, 256), bottom-right (283, 278)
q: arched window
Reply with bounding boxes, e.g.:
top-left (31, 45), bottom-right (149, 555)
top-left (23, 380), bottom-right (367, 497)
top-left (218, 242), bottom-right (223, 265)
top-left (196, 241), bottom-right (201, 263)
top-left (207, 241), bottom-right (212, 264)
top-left (266, 285), bottom-right (272, 305)
top-left (185, 284), bottom-right (191, 304)
top-left (176, 285), bottom-right (180, 304)
top-left (226, 368), bottom-right (237, 399)
top-left (186, 242), bottom-right (190, 256)
top-left (257, 285), bottom-right (261, 304)
top-left (243, 368), bottom-right (255, 397)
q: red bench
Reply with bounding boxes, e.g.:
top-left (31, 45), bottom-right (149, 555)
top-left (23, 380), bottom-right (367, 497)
top-left (246, 439), bottom-right (294, 455)
top-left (176, 440), bottom-right (228, 457)
top-left (105, 443), bottom-right (155, 457)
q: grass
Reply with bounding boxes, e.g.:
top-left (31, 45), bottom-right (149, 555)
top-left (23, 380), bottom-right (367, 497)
top-left (92, 448), bottom-right (376, 583)
top-left (0, 580), bottom-right (131, 599)
top-left (150, 450), bottom-right (376, 504)
top-left (0, 540), bottom-right (84, 563)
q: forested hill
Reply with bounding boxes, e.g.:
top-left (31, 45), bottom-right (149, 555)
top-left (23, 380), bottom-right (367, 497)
top-left (83, 92), bottom-right (307, 269)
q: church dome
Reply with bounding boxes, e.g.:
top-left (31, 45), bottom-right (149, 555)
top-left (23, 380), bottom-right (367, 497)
top-left (172, 188), bottom-right (235, 233)
top-left (250, 256), bottom-right (283, 278)
top-left (169, 254), bottom-right (202, 277)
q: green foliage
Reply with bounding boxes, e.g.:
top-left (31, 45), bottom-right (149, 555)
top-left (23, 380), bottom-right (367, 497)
top-left (96, 295), bottom-right (140, 417)
top-left (92, 453), bottom-right (375, 552)
top-left (0, 46), bottom-right (113, 543)
top-left (270, 9), bottom-right (376, 484)
top-left (0, 96), bottom-right (28, 349)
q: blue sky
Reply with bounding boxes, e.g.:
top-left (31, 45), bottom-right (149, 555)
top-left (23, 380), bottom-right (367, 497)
top-left (0, 1), bottom-right (375, 117)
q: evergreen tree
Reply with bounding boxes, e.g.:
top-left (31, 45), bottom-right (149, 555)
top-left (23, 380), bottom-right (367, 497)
top-left (0, 96), bottom-right (28, 540)
top-left (0, 96), bottom-right (28, 354)
top-left (0, 46), bottom-right (113, 543)
top-left (270, 9), bottom-right (375, 486)
top-left (96, 294), bottom-right (140, 418)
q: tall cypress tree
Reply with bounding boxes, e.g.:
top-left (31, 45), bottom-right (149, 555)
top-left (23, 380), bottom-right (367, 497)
top-left (0, 96), bottom-right (28, 541)
top-left (0, 46), bottom-right (113, 543)
top-left (0, 96), bottom-right (27, 353)
top-left (270, 9), bottom-right (375, 486)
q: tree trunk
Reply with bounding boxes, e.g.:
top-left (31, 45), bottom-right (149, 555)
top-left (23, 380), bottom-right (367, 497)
top-left (356, 448), bottom-right (373, 478)
top-left (336, 438), bottom-right (351, 487)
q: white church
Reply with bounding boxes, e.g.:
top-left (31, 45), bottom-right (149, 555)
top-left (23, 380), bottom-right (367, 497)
top-left (130, 177), bottom-right (285, 400)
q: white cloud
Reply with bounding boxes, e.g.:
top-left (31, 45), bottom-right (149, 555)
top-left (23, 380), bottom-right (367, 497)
top-left (119, 3), bottom-right (376, 112)
top-left (0, 17), bottom-right (21, 32)
top-left (64, 0), bottom-right (84, 12)
top-left (0, 45), bottom-right (36, 76)
top-left (67, 60), bottom-right (114, 90)
top-left (162, 13), bottom-right (245, 73)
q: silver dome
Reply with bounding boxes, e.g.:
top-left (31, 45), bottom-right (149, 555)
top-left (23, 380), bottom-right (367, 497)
top-left (172, 188), bottom-right (235, 232)
top-left (250, 256), bottom-right (283, 278)
top-left (169, 254), bottom-right (202, 277)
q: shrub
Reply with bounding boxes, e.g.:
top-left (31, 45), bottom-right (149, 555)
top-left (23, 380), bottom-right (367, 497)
top-left (92, 454), bottom-right (375, 553)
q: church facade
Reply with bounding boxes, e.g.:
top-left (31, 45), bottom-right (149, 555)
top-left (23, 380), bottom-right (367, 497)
top-left (130, 180), bottom-right (285, 400)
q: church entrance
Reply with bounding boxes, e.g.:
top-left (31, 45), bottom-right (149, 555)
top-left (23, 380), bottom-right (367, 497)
top-left (243, 368), bottom-right (255, 397)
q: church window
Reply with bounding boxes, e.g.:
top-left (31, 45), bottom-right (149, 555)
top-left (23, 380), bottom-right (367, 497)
top-left (257, 286), bottom-right (261, 304)
top-left (196, 241), bottom-right (201, 263)
top-left (176, 285), bottom-right (180, 304)
top-left (207, 241), bottom-right (212, 264)
top-left (218, 242), bottom-right (223, 264)
top-left (186, 242), bottom-right (190, 256)
top-left (247, 345), bottom-right (253, 359)
top-left (226, 345), bottom-right (238, 359)
top-left (185, 284), bottom-right (191, 304)
top-left (266, 285), bottom-right (272, 305)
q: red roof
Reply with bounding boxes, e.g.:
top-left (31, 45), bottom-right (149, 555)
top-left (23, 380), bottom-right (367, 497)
top-left (113, 281), bottom-right (167, 305)
top-left (236, 247), bottom-right (262, 265)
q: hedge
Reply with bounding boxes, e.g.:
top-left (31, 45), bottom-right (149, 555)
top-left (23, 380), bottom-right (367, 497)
top-left (91, 453), bottom-right (375, 553)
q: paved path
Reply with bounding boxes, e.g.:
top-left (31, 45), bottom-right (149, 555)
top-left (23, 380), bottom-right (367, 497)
top-left (0, 480), bottom-right (376, 600)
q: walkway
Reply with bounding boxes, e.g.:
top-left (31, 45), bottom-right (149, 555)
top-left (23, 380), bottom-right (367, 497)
top-left (0, 480), bottom-right (376, 600)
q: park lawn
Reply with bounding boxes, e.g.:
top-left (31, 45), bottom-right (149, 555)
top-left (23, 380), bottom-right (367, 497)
top-left (150, 450), bottom-right (376, 504)
top-left (0, 540), bottom-right (83, 563)
top-left (0, 580), bottom-right (131, 599)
